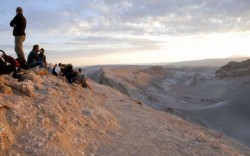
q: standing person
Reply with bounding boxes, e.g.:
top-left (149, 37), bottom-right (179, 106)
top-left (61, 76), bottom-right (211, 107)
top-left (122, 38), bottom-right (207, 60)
top-left (10, 7), bottom-right (27, 69)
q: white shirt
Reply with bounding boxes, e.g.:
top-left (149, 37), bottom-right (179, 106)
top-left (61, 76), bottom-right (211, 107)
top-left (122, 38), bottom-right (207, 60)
top-left (55, 65), bottom-right (61, 74)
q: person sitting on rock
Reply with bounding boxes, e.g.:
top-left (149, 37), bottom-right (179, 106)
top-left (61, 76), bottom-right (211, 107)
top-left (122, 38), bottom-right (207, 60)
top-left (27, 44), bottom-right (45, 68)
top-left (64, 64), bottom-right (75, 83)
top-left (75, 68), bottom-right (89, 88)
top-left (63, 66), bottom-right (90, 88)
top-left (60, 64), bottom-right (66, 76)
top-left (39, 48), bottom-right (47, 66)
top-left (52, 64), bottom-right (57, 75)
top-left (0, 50), bottom-right (26, 81)
top-left (52, 63), bottom-right (61, 76)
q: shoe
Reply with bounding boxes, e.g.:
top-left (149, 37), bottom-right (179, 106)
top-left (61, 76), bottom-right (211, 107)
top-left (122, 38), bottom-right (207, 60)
top-left (16, 73), bottom-right (26, 82)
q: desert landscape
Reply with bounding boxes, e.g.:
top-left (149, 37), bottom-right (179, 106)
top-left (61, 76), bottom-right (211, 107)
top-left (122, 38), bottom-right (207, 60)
top-left (86, 59), bottom-right (250, 148)
top-left (1, 60), bottom-right (250, 155)
top-left (1, 1), bottom-right (250, 155)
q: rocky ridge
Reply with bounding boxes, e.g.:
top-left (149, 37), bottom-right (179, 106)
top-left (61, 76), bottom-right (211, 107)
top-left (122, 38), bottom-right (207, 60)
top-left (216, 59), bottom-right (250, 78)
top-left (86, 64), bottom-right (250, 148)
top-left (0, 69), bottom-right (250, 155)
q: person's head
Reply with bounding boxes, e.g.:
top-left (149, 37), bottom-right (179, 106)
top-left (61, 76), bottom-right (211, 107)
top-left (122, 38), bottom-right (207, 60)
top-left (59, 63), bottom-right (62, 67)
top-left (40, 48), bottom-right (45, 53)
top-left (78, 68), bottom-right (82, 73)
top-left (32, 44), bottom-right (39, 52)
top-left (16, 7), bottom-right (23, 14)
top-left (61, 64), bottom-right (65, 69)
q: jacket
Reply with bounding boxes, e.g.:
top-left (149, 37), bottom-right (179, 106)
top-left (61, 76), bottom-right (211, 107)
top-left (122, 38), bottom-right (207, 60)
top-left (27, 51), bottom-right (41, 65)
top-left (10, 13), bottom-right (26, 36)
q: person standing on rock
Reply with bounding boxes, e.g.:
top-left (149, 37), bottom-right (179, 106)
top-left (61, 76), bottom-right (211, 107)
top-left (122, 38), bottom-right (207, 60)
top-left (10, 7), bottom-right (27, 69)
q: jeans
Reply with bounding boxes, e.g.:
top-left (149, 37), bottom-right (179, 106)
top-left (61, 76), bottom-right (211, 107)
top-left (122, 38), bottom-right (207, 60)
top-left (15, 35), bottom-right (26, 61)
top-left (29, 60), bottom-right (45, 68)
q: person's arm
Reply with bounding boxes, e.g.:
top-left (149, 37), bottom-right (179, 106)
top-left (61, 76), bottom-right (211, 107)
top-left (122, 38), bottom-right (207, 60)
top-left (29, 52), bottom-right (37, 63)
top-left (44, 55), bottom-right (47, 64)
top-left (37, 53), bottom-right (43, 61)
top-left (10, 16), bottom-right (17, 27)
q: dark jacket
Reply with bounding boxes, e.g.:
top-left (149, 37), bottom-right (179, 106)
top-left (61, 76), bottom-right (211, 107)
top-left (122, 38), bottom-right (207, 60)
top-left (10, 13), bottom-right (26, 36)
top-left (39, 53), bottom-right (47, 64)
top-left (27, 51), bottom-right (41, 65)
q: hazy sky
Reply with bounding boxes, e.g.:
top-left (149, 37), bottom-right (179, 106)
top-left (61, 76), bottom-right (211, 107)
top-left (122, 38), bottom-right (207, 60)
top-left (1, 0), bottom-right (250, 65)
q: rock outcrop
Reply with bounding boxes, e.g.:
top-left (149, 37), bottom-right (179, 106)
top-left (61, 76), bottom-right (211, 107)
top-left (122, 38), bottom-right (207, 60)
top-left (0, 71), bottom-right (118, 155)
top-left (216, 59), bottom-right (250, 78)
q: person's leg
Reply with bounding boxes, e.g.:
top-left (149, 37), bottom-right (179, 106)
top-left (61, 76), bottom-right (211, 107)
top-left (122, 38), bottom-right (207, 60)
top-left (30, 61), bottom-right (43, 68)
top-left (79, 74), bottom-right (86, 83)
top-left (15, 36), bottom-right (27, 69)
top-left (40, 61), bottom-right (46, 68)
top-left (79, 74), bottom-right (88, 87)
top-left (15, 36), bottom-right (26, 61)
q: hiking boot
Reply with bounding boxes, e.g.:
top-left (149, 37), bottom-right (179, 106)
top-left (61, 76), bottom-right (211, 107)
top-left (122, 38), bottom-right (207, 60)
top-left (16, 73), bottom-right (26, 82)
top-left (82, 83), bottom-right (88, 88)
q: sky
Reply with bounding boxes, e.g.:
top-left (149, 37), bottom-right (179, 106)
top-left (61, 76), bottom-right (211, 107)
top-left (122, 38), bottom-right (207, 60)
top-left (1, 0), bottom-right (250, 66)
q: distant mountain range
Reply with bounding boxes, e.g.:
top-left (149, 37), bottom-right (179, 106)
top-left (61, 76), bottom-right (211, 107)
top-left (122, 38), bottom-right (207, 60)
top-left (168, 57), bottom-right (250, 67)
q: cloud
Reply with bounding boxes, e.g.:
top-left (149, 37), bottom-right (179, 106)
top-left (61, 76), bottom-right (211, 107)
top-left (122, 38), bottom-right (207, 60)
top-left (3, 0), bottom-right (249, 37)
top-left (1, 0), bottom-right (250, 65)
top-left (82, 1), bottom-right (249, 36)
top-left (41, 36), bottom-right (165, 60)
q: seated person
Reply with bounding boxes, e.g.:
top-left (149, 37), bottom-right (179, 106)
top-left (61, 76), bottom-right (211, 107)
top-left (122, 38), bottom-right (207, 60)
top-left (64, 64), bottom-right (75, 83)
top-left (52, 63), bottom-right (62, 76)
top-left (64, 66), bottom-right (89, 88)
top-left (75, 68), bottom-right (88, 88)
top-left (51, 64), bottom-right (57, 75)
top-left (39, 48), bottom-right (47, 66)
top-left (0, 50), bottom-right (25, 81)
top-left (27, 45), bottom-right (45, 68)
top-left (60, 64), bottom-right (66, 76)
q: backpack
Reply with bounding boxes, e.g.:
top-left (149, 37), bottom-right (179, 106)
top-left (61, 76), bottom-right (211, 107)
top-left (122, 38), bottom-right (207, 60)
top-left (0, 50), bottom-right (25, 81)
top-left (0, 50), bottom-right (20, 74)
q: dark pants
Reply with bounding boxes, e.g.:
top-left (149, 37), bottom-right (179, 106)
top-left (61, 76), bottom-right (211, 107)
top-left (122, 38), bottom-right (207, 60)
top-left (29, 60), bottom-right (45, 68)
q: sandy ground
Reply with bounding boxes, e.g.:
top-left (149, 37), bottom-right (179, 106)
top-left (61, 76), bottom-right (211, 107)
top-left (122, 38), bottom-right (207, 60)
top-left (0, 69), bottom-right (249, 155)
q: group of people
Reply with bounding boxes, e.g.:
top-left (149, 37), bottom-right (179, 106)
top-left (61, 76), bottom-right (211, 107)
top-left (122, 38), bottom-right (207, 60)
top-left (7, 7), bottom-right (88, 87)
top-left (50, 63), bottom-right (88, 87)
